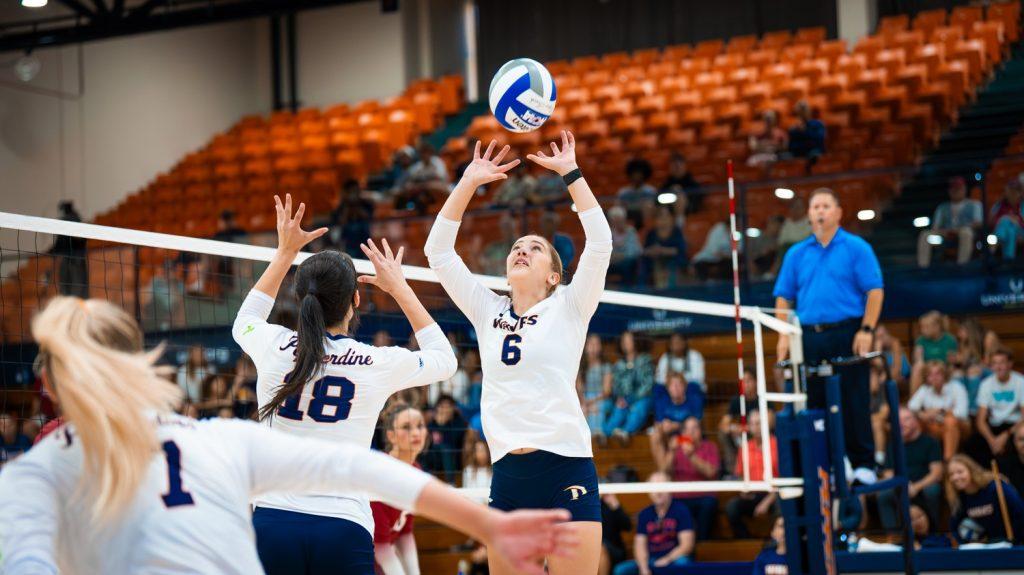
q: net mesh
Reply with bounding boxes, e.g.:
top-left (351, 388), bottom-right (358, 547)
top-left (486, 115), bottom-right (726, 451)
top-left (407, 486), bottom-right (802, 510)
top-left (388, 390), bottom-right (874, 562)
top-left (0, 210), bottom-right (796, 501)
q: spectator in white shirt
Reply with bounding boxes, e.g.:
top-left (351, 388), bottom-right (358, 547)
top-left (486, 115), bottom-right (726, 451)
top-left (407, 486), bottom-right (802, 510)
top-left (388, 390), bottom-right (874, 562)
top-left (396, 143), bottom-right (450, 214)
top-left (655, 333), bottom-right (706, 392)
top-left (908, 360), bottom-right (970, 460)
top-left (691, 220), bottom-right (734, 281)
top-left (176, 344), bottom-right (210, 407)
top-left (966, 349), bottom-right (1024, 464)
top-left (917, 177), bottom-right (983, 267)
top-left (461, 439), bottom-right (493, 490)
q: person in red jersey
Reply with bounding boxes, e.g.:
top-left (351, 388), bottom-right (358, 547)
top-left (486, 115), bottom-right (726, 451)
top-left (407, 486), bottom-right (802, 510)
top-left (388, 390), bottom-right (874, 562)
top-left (372, 403), bottom-right (428, 575)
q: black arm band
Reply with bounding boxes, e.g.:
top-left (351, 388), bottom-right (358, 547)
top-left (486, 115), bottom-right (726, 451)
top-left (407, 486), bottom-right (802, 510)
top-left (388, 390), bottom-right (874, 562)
top-left (562, 168), bottom-right (583, 187)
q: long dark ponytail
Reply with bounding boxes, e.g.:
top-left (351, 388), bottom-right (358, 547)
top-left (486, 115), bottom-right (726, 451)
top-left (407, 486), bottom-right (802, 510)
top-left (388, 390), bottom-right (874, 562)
top-left (259, 250), bottom-right (357, 421)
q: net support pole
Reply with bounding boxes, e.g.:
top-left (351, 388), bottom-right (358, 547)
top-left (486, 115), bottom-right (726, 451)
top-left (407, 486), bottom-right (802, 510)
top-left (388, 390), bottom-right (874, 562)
top-left (727, 159), bottom-right (750, 485)
top-left (754, 317), bottom-right (774, 484)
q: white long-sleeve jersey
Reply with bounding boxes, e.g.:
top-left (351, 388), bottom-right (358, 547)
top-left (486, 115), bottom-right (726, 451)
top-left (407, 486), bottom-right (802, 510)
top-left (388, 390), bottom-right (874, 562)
top-left (0, 415), bottom-right (431, 575)
top-left (232, 290), bottom-right (456, 533)
top-left (425, 206), bottom-right (612, 462)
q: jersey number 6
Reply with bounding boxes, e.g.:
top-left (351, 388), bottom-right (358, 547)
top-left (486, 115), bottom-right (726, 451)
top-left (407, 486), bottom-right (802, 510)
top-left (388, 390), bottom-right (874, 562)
top-left (501, 334), bottom-right (522, 366)
top-left (277, 376), bottom-right (356, 423)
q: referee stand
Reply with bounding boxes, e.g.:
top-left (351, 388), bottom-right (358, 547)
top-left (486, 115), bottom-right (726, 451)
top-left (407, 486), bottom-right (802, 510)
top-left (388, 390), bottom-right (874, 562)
top-left (777, 353), bottom-right (917, 575)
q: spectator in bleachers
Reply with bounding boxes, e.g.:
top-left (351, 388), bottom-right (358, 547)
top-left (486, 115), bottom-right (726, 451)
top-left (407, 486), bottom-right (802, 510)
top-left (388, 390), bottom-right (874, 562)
top-left (397, 142), bottom-right (449, 214)
top-left (787, 100), bottom-right (826, 160)
top-left (613, 471), bottom-right (696, 575)
top-left (747, 215), bottom-right (784, 278)
top-left (461, 439), bottom-right (492, 490)
top-left (966, 348), bottom-right (1024, 464)
top-left (877, 407), bottom-right (944, 530)
top-left (53, 200), bottom-right (88, 298)
top-left (479, 213), bottom-right (520, 276)
top-left (608, 206), bottom-right (642, 282)
top-left (651, 416), bottom-right (720, 541)
top-left (383, 146), bottom-right (415, 194)
top-left (947, 453), bottom-right (1024, 545)
top-left (916, 176), bottom-right (982, 268)
top-left (541, 211), bottom-right (576, 268)
top-left (425, 394), bottom-right (467, 484)
top-left (772, 198), bottom-right (812, 269)
top-left (660, 154), bottom-right (702, 214)
top-left (953, 318), bottom-right (992, 413)
top-left (230, 355), bottom-right (257, 420)
top-left (747, 110), bottom-right (789, 168)
top-left (719, 368), bottom-right (759, 476)
top-left (869, 357), bottom-right (893, 467)
top-left (984, 329), bottom-right (1004, 366)
top-left (603, 331), bottom-right (655, 443)
top-left (908, 361), bottom-right (970, 460)
top-left (210, 210), bottom-right (246, 294)
top-left (691, 219), bottom-right (733, 281)
top-left (641, 206), bottom-right (688, 289)
top-left (650, 374), bottom-right (704, 458)
top-left (618, 158), bottom-right (657, 227)
top-left (429, 347), bottom-right (470, 409)
top-left (329, 179), bottom-right (375, 257)
top-left (490, 162), bottom-right (538, 208)
top-left (998, 425), bottom-right (1024, 498)
top-left (655, 332), bottom-right (706, 392)
top-left (874, 324), bottom-right (911, 385)
top-left (751, 516), bottom-right (787, 575)
top-left (990, 178), bottom-right (1024, 262)
top-left (373, 329), bottom-right (393, 347)
top-left (910, 504), bottom-right (952, 549)
top-left (600, 491), bottom-right (633, 575)
top-left (0, 413), bottom-right (31, 462)
top-left (579, 334), bottom-right (613, 443)
top-left (533, 164), bottom-right (568, 204)
top-left (726, 409), bottom-right (778, 538)
top-left (176, 344), bottom-right (210, 406)
top-left (194, 374), bottom-right (235, 419)
top-left (913, 311), bottom-right (958, 382)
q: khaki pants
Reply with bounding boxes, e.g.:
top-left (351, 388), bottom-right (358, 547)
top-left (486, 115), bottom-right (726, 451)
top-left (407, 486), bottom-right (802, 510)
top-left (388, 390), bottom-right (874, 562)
top-left (917, 227), bottom-right (975, 267)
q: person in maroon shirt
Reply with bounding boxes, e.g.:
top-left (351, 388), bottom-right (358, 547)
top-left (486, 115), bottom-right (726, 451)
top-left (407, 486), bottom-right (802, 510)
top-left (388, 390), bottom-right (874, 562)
top-left (651, 416), bottom-right (720, 540)
top-left (371, 404), bottom-right (428, 575)
top-left (991, 179), bottom-right (1024, 261)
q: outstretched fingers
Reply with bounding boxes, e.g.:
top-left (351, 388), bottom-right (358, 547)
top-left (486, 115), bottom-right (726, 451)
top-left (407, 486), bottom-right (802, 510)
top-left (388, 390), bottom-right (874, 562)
top-left (496, 157), bottom-right (521, 173)
top-left (473, 140), bottom-right (482, 160)
top-left (561, 130), bottom-right (569, 151)
top-left (483, 140), bottom-right (497, 161)
top-left (566, 130), bottom-right (576, 148)
top-left (550, 141), bottom-right (560, 156)
top-left (492, 144), bottom-right (511, 165)
top-left (381, 238), bottom-right (394, 260)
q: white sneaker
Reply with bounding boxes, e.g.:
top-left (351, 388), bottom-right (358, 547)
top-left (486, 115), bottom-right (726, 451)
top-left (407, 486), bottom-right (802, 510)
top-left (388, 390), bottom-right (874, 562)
top-left (852, 467), bottom-right (878, 486)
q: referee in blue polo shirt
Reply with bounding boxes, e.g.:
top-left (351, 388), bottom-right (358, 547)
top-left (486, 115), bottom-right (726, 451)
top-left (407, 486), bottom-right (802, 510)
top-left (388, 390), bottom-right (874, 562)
top-left (774, 188), bottom-right (885, 484)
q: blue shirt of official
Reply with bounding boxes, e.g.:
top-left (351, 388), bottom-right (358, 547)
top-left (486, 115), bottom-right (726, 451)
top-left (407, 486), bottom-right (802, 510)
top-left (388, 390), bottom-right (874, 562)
top-left (773, 227), bottom-right (883, 325)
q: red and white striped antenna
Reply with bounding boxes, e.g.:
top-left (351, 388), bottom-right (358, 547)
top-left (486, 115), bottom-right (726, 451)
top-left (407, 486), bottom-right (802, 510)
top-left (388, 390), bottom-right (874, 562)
top-left (726, 159), bottom-right (750, 483)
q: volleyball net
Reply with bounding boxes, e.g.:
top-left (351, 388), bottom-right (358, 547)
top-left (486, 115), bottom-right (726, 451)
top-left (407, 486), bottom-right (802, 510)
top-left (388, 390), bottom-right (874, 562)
top-left (0, 209), bottom-right (805, 498)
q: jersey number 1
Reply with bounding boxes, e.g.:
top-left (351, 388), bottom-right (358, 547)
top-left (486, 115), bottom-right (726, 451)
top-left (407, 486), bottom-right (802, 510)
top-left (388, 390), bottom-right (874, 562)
top-left (161, 441), bottom-right (195, 508)
top-left (501, 334), bottom-right (522, 366)
top-left (277, 376), bottom-right (356, 423)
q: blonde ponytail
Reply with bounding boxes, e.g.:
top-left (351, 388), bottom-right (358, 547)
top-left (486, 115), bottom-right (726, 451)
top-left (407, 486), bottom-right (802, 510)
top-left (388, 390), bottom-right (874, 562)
top-left (31, 297), bottom-right (183, 522)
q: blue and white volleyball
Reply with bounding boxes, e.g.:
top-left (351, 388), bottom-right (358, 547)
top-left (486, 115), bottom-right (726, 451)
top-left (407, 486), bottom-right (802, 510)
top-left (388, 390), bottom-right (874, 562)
top-left (488, 58), bottom-right (557, 133)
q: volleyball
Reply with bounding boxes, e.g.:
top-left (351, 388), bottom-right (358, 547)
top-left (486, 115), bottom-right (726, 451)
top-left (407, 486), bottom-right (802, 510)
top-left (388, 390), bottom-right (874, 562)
top-left (488, 58), bottom-right (556, 133)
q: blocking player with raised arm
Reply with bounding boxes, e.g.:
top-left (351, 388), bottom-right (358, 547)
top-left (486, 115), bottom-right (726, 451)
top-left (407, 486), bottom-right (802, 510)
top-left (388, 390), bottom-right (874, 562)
top-left (232, 194), bottom-right (457, 575)
top-left (425, 132), bottom-right (612, 575)
top-left (0, 296), bottom-right (576, 575)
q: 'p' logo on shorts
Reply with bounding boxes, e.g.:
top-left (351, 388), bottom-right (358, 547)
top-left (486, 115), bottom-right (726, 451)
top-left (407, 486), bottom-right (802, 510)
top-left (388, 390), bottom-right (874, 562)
top-left (563, 485), bottom-right (587, 501)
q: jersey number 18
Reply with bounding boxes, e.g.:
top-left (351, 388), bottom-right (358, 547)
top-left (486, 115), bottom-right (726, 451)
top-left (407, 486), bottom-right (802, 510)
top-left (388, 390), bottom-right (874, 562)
top-left (277, 376), bottom-right (357, 423)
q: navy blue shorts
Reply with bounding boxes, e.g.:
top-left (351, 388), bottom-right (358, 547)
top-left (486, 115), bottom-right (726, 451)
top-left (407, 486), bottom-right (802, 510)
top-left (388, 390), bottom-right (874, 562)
top-left (489, 450), bottom-right (601, 522)
top-left (253, 507), bottom-right (374, 575)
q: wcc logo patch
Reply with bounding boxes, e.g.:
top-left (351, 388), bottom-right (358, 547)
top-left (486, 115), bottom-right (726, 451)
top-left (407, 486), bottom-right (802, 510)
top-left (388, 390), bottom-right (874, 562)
top-left (564, 485), bottom-right (588, 501)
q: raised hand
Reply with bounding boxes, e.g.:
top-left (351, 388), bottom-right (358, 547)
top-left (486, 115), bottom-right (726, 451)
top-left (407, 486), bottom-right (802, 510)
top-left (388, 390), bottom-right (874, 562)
top-left (488, 509), bottom-right (578, 575)
top-left (461, 140), bottom-right (521, 188)
top-left (357, 238), bottom-right (408, 296)
top-left (275, 194), bottom-right (328, 254)
top-left (527, 130), bottom-right (579, 176)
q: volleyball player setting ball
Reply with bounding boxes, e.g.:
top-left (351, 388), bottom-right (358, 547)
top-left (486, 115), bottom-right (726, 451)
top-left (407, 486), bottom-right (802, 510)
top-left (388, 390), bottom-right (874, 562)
top-left (426, 132), bottom-right (612, 575)
top-left (0, 297), bottom-right (576, 574)
top-left (371, 404), bottom-right (427, 575)
top-left (231, 194), bottom-right (461, 574)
